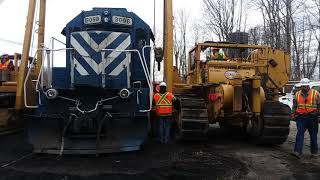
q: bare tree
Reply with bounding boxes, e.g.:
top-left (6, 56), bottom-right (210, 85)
top-left (173, 9), bottom-right (189, 81)
top-left (203, 0), bottom-right (234, 41)
top-left (202, 0), bottom-right (249, 41)
top-left (248, 25), bottom-right (263, 45)
top-left (307, 0), bottom-right (320, 79)
top-left (257, 0), bottom-right (283, 48)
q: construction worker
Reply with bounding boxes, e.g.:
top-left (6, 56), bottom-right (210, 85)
top-left (292, 78), bottom-right (320, 158)
top-left (153, 82), bottom-right (175, 144)
top-left (0, 55), bottom-right (14, 71)
top-left (211, 47), bottom-right (224, 60)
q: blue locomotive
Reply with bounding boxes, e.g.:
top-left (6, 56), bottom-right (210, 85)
top-left (27, 8), bottom-right (154, 154)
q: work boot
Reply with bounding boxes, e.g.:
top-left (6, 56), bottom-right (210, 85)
top-left (291, 151), bottom-right (302, 159)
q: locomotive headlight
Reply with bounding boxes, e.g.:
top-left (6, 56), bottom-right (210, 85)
top-left (45, 89), bottom-right (59, 100)
top-left (119, 88), bottom-right (130, 99)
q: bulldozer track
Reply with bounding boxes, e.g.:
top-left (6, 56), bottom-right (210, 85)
top-left (175, 95), bottom-right (209, 140)
top-left (258, 101), bottom-right (291, 144)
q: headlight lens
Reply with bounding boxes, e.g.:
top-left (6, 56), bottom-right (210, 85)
top-left (45, 89), bottom-right (58, 100)
top-left (119, 88), bottom-right (130, 99)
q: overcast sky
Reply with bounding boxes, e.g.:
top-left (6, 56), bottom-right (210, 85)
top-left (0, 0), bottom-right (205, 55)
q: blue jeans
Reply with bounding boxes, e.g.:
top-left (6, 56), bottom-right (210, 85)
top-left (159, 116), bottom-right (171, 144)
top-left (294, 114), bottom-right (319, 154)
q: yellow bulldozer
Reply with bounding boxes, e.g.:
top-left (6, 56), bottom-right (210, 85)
top-left (171, 34), bottom-right (291, 144)
top-left (159, 0), bottom-right (290, 144)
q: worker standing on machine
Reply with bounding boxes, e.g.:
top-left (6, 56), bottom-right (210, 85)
top-left (0, 55), bottom-right (14, 71)
top-left (211, 47), bottom-right (225, 60)
top-left (292, 78), bottom-right (320, 158)
top-left (153, 82), bottom-right (175, 144)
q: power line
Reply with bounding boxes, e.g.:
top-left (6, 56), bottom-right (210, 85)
top-left (0, 37), bottom-right (23, 46)
top-left (0, 37), bottom-right (37, 48)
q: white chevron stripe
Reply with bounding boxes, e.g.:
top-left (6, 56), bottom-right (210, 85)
top-left (99, 36), bottom-right (131, 71)
top-left (74, 58), bottom-right (89, 76)
top-left (80, 31), bottom-right (120, 52)
top-left (71, 36), bottom-right (100, 74)
top-left (71, 32), bottom-right (131, 75)
top-left (109, 54), bottom-right (131, 76)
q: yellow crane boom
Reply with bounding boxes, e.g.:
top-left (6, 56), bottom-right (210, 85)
top-left (163, 0), bottom-right (173, 92)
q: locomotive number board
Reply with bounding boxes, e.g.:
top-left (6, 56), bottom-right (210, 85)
top-left (84, 15), bottom-right (102, 25)
top-left (112, 16), bottom-right (133, 26)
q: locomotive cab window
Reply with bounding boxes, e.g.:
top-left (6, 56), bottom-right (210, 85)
top-left (136, 29), bottom-right (147, 49)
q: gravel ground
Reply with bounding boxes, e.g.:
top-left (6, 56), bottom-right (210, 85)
top-left (0, 121), bottom-right (320, 180)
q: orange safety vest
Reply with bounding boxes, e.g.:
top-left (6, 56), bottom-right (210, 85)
top-left (0, 60), bottom-right (10, 70)
top-left (153, 92), bottom-right (173, 116)
top-left (295, 89), bottom-right (320, 114)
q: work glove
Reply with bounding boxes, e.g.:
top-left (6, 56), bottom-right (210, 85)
top-left (289, 114), bottom-right (295, 120)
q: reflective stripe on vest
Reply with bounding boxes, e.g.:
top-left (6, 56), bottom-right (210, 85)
top-left (153, 92), bottom-right (173, 116)
top-left (295, 89), bottom-right (319, 114)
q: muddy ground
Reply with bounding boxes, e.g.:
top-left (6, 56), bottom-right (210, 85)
top-left (0, 122), bottom-right (320, 180)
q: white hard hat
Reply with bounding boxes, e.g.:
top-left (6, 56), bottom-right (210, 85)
top-left (159, 82), bottom-right (167, 87)
top-left (299, 78), bottom-right (310, 86)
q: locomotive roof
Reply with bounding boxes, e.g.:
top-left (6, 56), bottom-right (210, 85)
top-left (61, 7), bottom-right (154, 41)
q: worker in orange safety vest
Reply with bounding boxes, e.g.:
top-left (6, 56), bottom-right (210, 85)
top-left (0, 55), bottom-right (14, 71)
top-left (210, 47), bottom-right (225, 60)
top-left (292, 78), bottom-right (320, 158)
top-left (153, 82), bottom-right (176, 144)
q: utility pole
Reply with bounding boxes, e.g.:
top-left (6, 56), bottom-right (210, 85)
top-left (163, 0), bottom-right (173, 92)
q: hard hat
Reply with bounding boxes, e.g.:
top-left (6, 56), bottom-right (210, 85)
top-left (299, 78), bottom-right (310, 86)
top-left (159, 82), bottom-right (167, 87)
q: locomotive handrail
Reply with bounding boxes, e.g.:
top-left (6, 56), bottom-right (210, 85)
top-left (101, 48), bottom-right (153, 112)
top-left (142, 45), bottom-right (153, 112)
top-left (25, 48), bottom-right (74, 109)
top-left (24, 49), bottom-right (42, 108)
